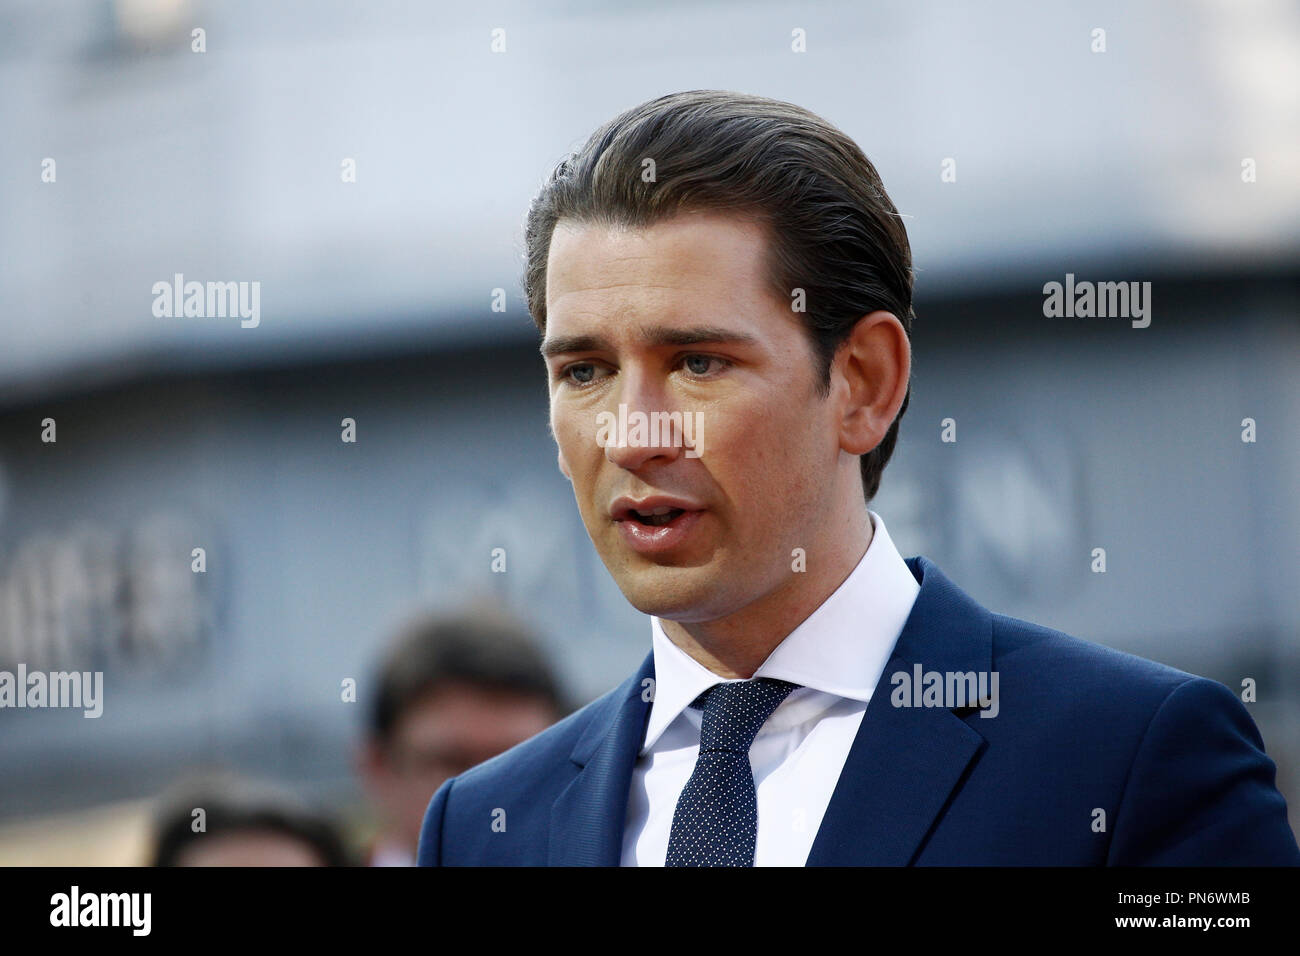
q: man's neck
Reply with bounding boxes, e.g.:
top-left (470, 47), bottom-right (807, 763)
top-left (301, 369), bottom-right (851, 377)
top-left (659, 507), bottom-right (874, 679)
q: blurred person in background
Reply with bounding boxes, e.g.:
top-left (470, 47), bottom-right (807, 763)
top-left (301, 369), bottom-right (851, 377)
top-left (356, 606), bottom-right (569, 866)
top-left (150, 771), bottom-right (351, 866)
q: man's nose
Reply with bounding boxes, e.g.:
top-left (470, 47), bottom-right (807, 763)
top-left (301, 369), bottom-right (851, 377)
top-left (602, 373), bottom-right (686, 471)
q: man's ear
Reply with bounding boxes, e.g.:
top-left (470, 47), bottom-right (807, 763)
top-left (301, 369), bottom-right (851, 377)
top-left (834, 310), bottom-right (910, 456)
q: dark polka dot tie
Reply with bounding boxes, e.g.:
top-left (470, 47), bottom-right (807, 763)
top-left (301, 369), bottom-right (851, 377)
top-left (664, 677), bottom-right (800, 867)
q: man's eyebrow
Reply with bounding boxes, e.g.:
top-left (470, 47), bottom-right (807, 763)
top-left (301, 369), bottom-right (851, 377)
top-left (540, 333), bottom-right (608, 358)
top-left (540, 326), bottom-right (759, 358)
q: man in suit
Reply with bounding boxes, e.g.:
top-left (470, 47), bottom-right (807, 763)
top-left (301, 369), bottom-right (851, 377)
top-left (419, 90), bottom-right (1300, 866)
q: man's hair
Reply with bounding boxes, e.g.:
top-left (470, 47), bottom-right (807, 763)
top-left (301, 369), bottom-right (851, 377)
top-left (150, 771), bottom-right (351, 866)
top-left (368, 605), bottom-right (569, 744)
top-left (523, 89), bottom-right (913, 502)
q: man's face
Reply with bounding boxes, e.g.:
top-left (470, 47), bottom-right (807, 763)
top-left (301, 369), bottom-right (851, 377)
top-left (542, 210), bottom-right (848, 623)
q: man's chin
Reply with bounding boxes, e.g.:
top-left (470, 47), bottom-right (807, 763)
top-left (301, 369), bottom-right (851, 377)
top-left (610, 564), bottom-right (730, 621)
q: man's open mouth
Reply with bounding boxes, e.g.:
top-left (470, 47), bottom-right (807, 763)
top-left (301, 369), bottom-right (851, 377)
top-left (610, 498), bottom-right (704, 554)
top-left (627, 506), bottom-right (686, 527)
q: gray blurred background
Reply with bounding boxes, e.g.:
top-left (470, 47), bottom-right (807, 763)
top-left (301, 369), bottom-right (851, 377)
top-left (0, 0), bottom-right (1296, 861)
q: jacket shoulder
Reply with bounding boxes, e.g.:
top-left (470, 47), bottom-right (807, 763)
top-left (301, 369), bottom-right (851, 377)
top-left (981, 613), bottom-right (1298, 863)
top-left (989, 610), bottom-right (1202, 697)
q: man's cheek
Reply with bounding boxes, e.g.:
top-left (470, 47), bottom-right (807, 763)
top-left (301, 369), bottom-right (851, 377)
top-left (556, 407), bottom-right (594, 446)
top-left (551, 413), bottom-right (581, 454)
top-left (559, 426), bottom-right (601, 494)
top-left (718, 424), bottom-right (767, 482)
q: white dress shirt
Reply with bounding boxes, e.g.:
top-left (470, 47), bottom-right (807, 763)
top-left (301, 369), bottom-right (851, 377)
top-left (620, 510), bottom-right (920, 866)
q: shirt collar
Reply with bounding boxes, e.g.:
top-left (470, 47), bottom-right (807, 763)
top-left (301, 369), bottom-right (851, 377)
top-left (641, 510), bottom-right (920, 753)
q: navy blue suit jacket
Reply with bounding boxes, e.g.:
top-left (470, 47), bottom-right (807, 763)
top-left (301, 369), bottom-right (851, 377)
top-left (418, 556), bottom-right (1300, 865)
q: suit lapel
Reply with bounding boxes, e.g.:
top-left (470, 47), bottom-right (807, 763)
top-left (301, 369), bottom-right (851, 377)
top-left (548, 652), bottom-right (655, 866)
top-left (806, 556), bottom-right (992, 865)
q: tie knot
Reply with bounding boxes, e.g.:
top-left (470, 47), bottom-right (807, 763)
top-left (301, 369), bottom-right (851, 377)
top-left (694, 678), bottom-right (799, 755)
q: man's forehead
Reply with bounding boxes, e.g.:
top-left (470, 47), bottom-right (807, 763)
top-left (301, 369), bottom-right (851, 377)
top-left (543, 214), bottom-right (779, 344)
top-left (546, 213), bottom-right (769, 295)
top-left (550, 209), bottom-right (768, 249)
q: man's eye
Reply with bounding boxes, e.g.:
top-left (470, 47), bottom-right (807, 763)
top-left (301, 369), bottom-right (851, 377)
top-left (563, 363), bottom-right (604, 386)
top-left (682, 354), bottom-right (728, 376)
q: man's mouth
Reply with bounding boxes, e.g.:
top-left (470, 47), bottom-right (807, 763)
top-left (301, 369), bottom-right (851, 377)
top-left (610, 496), bottom-right (705, 555)
top-left (627, 506), bottom-right (686, 527)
